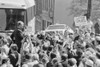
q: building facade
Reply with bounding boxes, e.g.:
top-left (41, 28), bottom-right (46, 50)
top-left (35, 0), bottom-right (55, 33)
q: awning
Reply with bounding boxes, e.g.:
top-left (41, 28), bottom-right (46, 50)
top-left (0, 0), bottom-right (35, 9)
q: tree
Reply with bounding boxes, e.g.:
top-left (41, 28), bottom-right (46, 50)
top-left (69, 0), bottom-right (100, 22)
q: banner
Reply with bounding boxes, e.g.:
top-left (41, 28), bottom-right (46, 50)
top-left (74, 16), bottom-right (87, 26)
top-left (28, 17), bottom-right (35, 34)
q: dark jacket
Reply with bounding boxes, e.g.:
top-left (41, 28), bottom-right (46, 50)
top-left (9, 52), bottom-right (19, 67)
top-left (94, 22), bottom-right (100, 34)
top-left (11, 29), bottom-right (23, 52)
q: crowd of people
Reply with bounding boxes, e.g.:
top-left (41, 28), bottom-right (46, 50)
top-left (0, 20), bottom-right (100, 67)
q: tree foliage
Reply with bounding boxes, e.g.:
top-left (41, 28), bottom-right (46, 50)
top-left (69, 0), bottom-right (100, 22)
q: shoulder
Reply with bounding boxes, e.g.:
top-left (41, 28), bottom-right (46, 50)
top-left (13, 29), bottom-right (21, 33)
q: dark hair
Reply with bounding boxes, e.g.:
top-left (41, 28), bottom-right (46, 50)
top-left (76, 49), bottom-right (83, 57)
top-left (25, 54), bottom-right (31, 60)
top-left (48, 46), bottom-right (52, 51)
top-left (50, 53), bottom-right (56, 59)
top-left (37, 34), bottom-right (44, 40)
top-left (33, 64), bottom-right (40, 67)
top-left (42, 46), bottom-right (48, 51)
top-left (0, 36), bottom-right (3, 39)
top-left (74, 35), bottom-right (80, 42)
top-left (61, 54), bottom-right (67, 61)
top-left (56, 40), bottom-right (63, 45)
top-left (96, 53), bottom-right (100, 59)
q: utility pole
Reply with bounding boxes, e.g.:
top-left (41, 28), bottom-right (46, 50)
top-left (52, 0), bottom-right (55, 24)
top-left (87, 0), bottom-right (92, 20)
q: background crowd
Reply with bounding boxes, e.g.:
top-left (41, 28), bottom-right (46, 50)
top-left (0, 21), bottom-right (100, 67)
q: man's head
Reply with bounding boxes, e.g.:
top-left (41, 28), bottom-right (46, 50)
top-left (17, 21), bottom-right (24, 29)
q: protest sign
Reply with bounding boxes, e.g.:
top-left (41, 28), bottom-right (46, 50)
top-left (74, 16), bottom-right (87, 26)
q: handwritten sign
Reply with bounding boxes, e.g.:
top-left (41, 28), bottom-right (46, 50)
top-left (74, 16), bottom-right (87, 26)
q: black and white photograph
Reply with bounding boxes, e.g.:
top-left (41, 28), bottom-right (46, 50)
top-left (0, 0), bottom-right (100, 67)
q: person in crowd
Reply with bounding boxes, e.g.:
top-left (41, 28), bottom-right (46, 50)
top-left (22, 54), bottom-right (39, 67)
top-left (1, 58), bottom-right (13, 67)
top-left (1, 19), bottom-right (100, 67)
top-left (8, 44), bottom-right (20, 67)
top-left (94, 19), bottom-right (100, 34)
top-left (1, 39), bottom-right (10, 55)
top-left (10, 21), bottom-right (24, 53)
